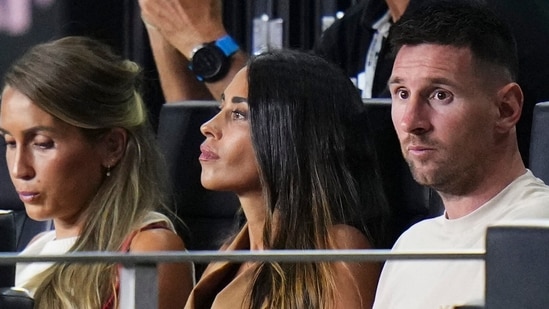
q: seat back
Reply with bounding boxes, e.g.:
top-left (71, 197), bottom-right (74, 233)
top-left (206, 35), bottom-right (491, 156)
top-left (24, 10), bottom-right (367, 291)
top-left (156, 101), bottom-right (242, 277)
top-left (486, 223), bottom-right (549, 308)
top-left (0, 287), bottom-right (34, 308)
top-left (0, 211), bottom-right (15, 287)
top-left (362, 99), bottom-right (443, 245)
top-left (529, 101), bottom-right (549, 183)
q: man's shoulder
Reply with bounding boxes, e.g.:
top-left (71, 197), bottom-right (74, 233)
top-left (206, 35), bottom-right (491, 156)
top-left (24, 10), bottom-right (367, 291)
top-left (505, 170), bottom-right (549, 209)
top-left (391, 216), bottom-right (445, 248)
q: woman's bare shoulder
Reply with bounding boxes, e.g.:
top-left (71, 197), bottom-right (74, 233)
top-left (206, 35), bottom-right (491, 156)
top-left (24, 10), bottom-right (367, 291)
top-left (329, 224), bottom-right (373, 249)
top-left (129, 228), bottom-right (186, 252)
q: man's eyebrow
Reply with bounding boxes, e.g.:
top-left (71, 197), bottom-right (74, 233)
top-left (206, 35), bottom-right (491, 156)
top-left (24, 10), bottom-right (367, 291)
top-left (429, 77), bottom-right (456, 86)
top-left (388, 76), bottom-right (403, 85)
top-left (232, 96), bottom-right (248, 104)
top-left (388, 76), bottom-right (456, 87)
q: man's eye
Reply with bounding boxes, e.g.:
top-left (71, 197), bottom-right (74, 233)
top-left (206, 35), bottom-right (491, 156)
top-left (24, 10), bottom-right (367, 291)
top-left (397, 89), bottom-right (409, 100)
top-left (434, 91), bottom-right (448, 100)
top-left (430, 90), bottom-right (453, 103)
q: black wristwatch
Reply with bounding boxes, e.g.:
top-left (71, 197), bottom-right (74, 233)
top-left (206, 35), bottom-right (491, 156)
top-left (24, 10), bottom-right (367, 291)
top-left (188, 35), bottom-right (240, 83)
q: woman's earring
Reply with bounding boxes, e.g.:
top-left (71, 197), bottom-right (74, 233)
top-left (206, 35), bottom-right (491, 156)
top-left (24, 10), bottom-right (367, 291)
top-left (106, 165), bottom-right (111, 177)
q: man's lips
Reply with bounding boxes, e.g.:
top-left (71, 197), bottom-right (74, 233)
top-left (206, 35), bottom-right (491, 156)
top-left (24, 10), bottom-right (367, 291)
top-left (408, 145), bottom-right (434, 151)
top-left (406, 144), bottom-right (436, 157)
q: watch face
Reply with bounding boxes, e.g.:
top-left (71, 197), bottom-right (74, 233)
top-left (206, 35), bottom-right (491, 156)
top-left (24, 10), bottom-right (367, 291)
top-left (191, 45), bottom-right (227, 81)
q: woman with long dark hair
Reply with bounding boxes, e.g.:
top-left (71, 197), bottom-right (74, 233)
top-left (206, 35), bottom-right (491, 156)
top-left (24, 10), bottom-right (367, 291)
top-left (186, 49), bottom-right (389, 309)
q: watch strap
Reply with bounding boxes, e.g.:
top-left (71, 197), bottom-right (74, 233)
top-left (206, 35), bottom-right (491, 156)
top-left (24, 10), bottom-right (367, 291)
top-left (214, 35), bottom-right (239, 57)
top-left (189, 35), bottom-right (240, 83)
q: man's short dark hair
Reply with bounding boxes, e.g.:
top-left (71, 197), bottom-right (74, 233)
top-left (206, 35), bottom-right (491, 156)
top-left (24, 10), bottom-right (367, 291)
top-left (389, 0), bottom-right (519, 81)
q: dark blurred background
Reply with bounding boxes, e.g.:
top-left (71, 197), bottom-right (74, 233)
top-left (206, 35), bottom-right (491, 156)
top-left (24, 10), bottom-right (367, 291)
top-left (0, 0), bottom-right (360, 128)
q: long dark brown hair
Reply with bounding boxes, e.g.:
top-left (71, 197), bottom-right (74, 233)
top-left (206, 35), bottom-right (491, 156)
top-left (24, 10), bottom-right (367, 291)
top-left (245, 49), bottom-right (389, 308)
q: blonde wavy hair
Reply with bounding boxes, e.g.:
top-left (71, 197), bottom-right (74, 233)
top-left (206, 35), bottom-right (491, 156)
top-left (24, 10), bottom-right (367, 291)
top-left (3, 36), bottom-right (171, 308)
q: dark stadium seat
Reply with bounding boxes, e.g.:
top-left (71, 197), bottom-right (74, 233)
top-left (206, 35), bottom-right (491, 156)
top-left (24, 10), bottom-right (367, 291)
top-left (0, 211), bottom-right (15, 287)
top-left (529, 102), bottom-right (549, 183)
top-left (0, 287), bottom-right (33, 308)
top-left (486, 223), bottom-right (549, 308)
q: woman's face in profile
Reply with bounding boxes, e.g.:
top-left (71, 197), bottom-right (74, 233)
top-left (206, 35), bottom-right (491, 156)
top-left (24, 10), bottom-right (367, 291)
top-left (199, 68), bottom-right (261, 195)
top-left (0, 86), bottom-right (105, 224)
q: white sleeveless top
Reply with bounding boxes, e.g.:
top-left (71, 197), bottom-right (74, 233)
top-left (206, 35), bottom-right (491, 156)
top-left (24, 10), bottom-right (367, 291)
top-left (15, 211), bottom-right (175, 296)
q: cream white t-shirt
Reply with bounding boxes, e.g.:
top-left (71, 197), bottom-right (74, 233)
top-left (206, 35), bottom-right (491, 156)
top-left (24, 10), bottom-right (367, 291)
top-left (15, 211), bottom-right (175, 296)
top-left (373, 170), bottom-right (549, 309)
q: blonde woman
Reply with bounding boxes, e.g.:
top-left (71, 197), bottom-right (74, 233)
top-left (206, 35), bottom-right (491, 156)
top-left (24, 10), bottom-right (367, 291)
top-left (0, 36), bottom-right (193, 308)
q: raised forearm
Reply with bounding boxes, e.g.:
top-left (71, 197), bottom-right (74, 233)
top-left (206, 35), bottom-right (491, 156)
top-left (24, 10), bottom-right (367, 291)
top-left (146, 27), bottom-right (213, 102)
top-left (139, 0), bottom-right (248, 101)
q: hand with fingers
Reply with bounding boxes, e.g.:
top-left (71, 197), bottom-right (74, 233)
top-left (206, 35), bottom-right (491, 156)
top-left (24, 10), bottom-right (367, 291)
top-left (138, 0), bottom-right (226, 59)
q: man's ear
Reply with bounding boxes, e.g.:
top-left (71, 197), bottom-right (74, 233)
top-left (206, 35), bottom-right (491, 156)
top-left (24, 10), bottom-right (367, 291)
top-left (495, 82), bottom-right (523, 133)
top-left (100, 127), bottom-right (128, 168)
